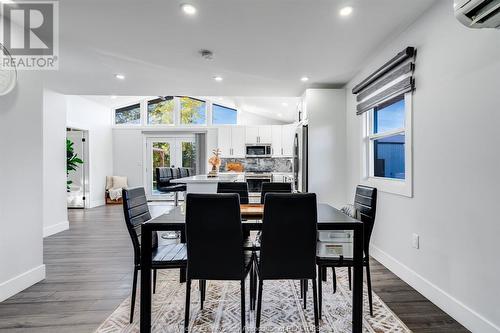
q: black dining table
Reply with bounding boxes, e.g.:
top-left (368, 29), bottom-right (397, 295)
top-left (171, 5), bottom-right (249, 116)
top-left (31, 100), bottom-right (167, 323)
top-left (140, 202), bottom-right (364, 333)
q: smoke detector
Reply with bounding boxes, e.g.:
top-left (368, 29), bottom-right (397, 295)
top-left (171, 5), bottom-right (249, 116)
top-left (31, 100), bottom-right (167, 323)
top-left (199, 49), bottom-right (214, 60)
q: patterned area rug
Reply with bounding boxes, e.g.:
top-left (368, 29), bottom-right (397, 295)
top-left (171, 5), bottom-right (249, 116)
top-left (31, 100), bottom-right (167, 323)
top-left (95, 268), bottom-right (411, 333)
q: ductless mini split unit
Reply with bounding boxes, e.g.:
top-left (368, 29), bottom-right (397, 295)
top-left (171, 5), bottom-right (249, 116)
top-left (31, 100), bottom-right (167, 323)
top-left (454, 0), bottom-right (500, 29)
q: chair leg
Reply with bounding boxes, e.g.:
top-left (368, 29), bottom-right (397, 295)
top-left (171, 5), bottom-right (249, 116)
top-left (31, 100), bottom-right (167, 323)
top-left (347, 266), bottom-right (352, 290)
top-left (174, 192), bottom-right (179, 206)
top-left (332, 267), bottom-right (337, 293)
top-left (311, 279), bottom-right (320, 333)
top-left (129, 267), bottom-right (138, 323)
top-left (252, 268), bottom-right (258, 310)
top-left (318, 267), bottom-right (323, 318)
top-left (321, 266), bottom-right (327, 282)
top-left (199, 280), bottom-right (205, 310)
top-left (153, 269), bottom-right (157, 294)
top-left (184, 279), bottom-right (191, 333)
top-left (240, 279), bottom-right (246, 333)
top-left (366, 263), bottom-right (374, 317)
top-left (250, 263), bottom-right (255, 311)
top-left (256, 280), bottom-right (264, 333)
top-left (303, 279), bottom-right (308, 309)
top-left (300, 279), bottom-right (304, 298)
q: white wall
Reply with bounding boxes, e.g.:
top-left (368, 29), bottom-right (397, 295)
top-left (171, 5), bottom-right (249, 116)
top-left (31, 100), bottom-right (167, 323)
top-left (345, 2), bottom-right (500, 332)
top-left (0, 71), bottom-right (45, 301)
top-left (113, 129), bottom-right (143, 187)
top-left (306, 89), bottom-right (347, 207)
top-left (66, 96), bottom-right (113, 207)
top-left (43, 90), bottom-right (69, 237)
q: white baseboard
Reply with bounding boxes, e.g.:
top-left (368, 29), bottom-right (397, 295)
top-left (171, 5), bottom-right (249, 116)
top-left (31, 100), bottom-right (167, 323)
top-left (0, 265), bottom-right (46, 302)
top-left (90, 199), bottom-right (105, 208)
top-left (370, 245), bottom-right (500, 333)
top-left (43, 220), bottom-right (69, 237)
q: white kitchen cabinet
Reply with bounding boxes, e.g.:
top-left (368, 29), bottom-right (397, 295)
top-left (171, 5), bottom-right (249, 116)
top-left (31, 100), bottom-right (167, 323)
top-left (271, 125), bottom-right (282, 157)
top-left (271, 124), bottom-right (295, 157)
top-left (218, 127), bottom-right (246, 158)
top-left (245, 126), bottom-right (259, 143)
top-left (245, 126), bottom-right (272, 144)
top-left (281, 124), bottom-right (296, 157)
top-left (231, 127), bottom-right (246, 157)
top-left (258, 126), bottom-right (272, 143)
top-left (218, 127), bottom-right (232, 157)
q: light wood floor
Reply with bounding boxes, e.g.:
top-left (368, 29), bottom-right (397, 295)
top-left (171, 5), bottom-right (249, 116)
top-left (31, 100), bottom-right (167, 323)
top-left (0, 204), bottom-right (468, 333)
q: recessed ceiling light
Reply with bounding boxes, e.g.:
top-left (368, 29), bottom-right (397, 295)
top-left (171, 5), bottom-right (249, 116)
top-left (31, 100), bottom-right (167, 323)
top-left (281, 102), bottom-right (288, 107)
top-left (339, 6), bottom-right (353, 17)
top-left (300, 76), bottom-right (309, 82)
top-left (277, 113), bottom-right (283, 117)
top-left (115, 74), bottom-right (125, 80)
top-left (217, 97), bottom-right (223, 101)
top-left (213, 76), bottom-right (223, 82)
top-left (181, 4), bottom-right (197, 15)
top-left (110, 95), bottom-right (117, 99)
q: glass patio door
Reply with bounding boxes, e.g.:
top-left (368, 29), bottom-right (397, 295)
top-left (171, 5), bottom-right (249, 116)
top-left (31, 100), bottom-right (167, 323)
top-left (145, 136), bottom-right (197, 200)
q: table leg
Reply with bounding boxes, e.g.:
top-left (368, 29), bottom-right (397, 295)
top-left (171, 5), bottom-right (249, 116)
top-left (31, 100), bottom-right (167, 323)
top-left (179, 227), bottom-right (186, 283)
top-left (140, 227), bottom-right (152, 333)
top-left (352, 224), bottom-right (364, 333)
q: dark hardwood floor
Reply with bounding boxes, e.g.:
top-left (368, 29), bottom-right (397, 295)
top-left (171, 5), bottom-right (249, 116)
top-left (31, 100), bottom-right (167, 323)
top-left (0, 204), bottom-right (468, 333)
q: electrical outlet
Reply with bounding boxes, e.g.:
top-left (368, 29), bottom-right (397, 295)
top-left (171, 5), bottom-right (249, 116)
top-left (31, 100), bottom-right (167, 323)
top-left (412, 233), bottom-right (419, 249)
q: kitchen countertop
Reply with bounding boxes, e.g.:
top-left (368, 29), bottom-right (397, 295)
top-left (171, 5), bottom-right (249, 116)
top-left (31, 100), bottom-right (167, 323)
top-left (170, 174), bottom-right (239, 184)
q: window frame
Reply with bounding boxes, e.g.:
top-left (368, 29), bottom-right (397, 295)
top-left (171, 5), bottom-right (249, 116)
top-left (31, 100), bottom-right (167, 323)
top-left (211, 103), bottom-right (238, 125)
top-left (113, 102), bottom-right (142, 127)
top-left (362, 92), bottom-right (413, 197)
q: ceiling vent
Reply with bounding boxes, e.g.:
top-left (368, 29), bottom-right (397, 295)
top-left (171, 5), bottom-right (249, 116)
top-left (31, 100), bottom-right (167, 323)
top-left (454, 0), bottom-right (500, 29)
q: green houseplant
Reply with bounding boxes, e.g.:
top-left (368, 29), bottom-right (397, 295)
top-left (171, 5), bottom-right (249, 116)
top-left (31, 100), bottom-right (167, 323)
top-left (66, 139), bottom-right (84, 191)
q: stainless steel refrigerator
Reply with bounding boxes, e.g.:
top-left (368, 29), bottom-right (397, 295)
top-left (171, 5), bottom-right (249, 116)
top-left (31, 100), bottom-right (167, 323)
top-left (293, 123), bottom-right (308, 193)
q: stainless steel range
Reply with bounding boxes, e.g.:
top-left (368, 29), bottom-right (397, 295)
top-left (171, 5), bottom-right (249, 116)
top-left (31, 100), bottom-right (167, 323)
top-left (245, 172), bottom-right (272, 194)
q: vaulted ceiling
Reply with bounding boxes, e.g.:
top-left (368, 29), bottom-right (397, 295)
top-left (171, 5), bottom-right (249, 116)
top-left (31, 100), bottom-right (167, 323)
top-left (44, 0), bottom-right (437, 97)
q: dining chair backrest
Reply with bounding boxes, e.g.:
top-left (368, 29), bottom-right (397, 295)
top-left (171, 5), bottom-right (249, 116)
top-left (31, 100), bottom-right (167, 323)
top-left (156, 167), bottom-right (173, 188)
top-left (185, 193), bottom-right (245, 280)
top-left (260, 182), bottom-right (292, 204)
top-left (260, 193), bottom-right (317, 280)
top-left (217, 182), bottom-right (249, 204)
top-left (353, 185), bottom-right (377, 257)
top-left (170, 167), bottom-right (181, 179)
top-left (179, 167), bottom-right (190, 178)
top-left (122, 187), bottom-right (157, 266)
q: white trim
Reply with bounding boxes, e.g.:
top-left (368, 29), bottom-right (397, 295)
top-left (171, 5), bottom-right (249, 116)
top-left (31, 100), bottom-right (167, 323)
top-left (370, 245), bottom-right (500, 333)
top-left (43, 220), bottom-right (69, 237)
top-left (0, 265), bottom-right (46, 302)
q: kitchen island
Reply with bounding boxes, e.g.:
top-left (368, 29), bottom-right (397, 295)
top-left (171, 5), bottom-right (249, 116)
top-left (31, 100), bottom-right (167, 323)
top-left (170, 174), bottom-right (239, 193)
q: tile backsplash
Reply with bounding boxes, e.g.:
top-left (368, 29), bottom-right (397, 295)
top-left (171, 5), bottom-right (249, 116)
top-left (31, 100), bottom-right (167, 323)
top-left (221, 158), bottom-right (293, 172)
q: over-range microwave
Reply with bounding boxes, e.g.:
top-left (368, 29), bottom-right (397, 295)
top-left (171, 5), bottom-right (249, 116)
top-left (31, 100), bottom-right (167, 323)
top-left (246, 144), bottom-right (272, 158)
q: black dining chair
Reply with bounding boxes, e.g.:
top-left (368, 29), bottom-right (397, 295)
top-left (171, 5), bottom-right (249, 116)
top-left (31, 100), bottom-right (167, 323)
top-left (184, 193), bottom-right (255, 333)
top-left (122, 187), bottom-right (189, 323)
top-left (316, 185), bottom-right (377, 317)
top-left (254, 193), bottom-right (319, 333)
top-left (179, 167), bottom-right (191, 178)
top-left (260, 182), bottom-right (292, 204)
top-left (217, 182), bottom-right (249, 204)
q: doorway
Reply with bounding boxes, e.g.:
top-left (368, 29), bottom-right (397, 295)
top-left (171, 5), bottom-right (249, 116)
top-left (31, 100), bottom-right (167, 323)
top-left (67, 128), bottom-right (89, 208)
top-left (145, 135), bottom-right (197, 200)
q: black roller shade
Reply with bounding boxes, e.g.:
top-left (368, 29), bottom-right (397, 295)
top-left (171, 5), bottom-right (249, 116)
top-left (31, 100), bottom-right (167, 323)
top-left (352, 47), bottom-right (416, 116)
